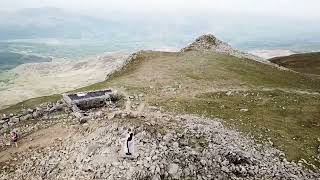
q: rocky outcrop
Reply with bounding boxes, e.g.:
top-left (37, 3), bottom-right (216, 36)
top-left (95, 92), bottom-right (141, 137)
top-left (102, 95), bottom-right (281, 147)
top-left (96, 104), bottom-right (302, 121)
top-left (1, 106), bottom-right (319, 180)
top-left (181, 34), bottom-right (267, 63)
top-left (0, 100), bottom-right (67, 140)
top-left (105, 50), bottom-right (146, 80)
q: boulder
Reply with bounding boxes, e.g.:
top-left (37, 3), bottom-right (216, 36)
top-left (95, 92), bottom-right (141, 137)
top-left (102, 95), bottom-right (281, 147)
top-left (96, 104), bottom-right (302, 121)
top-left (20, 114), bottom-right (33, 121)
top-left (49, 103), bottom-right (63, 113)
top-left (33, 110), bottom-right (43, 119)
top-left (94, 111), bottom-right (103, 118)
top-left (226, 91), bottom-right (233, 96)
top-left (27, 108), bottom-right (34, 114)
top-left (225, 151), bottom-right (252, 165)
top-left (0, 123), bottom-right (9, 134)
top-left (151, 174), bottom-right (161, 180)
top-left (0, 120), bottom-right (7, 125)
top-left (221, 166), bottom-right (230, 173)
top-left (107, 112), bottom-right (116, 120)
top-left (168, 163), bottom-right (181, 179)
top-left (9, 117), bottom-right (20, 124)
top-left (79, 117), bottom-right (88, 124)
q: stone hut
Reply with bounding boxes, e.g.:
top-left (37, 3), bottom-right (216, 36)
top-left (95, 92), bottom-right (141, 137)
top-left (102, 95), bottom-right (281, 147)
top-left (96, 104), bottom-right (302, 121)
top-left (63, 89), bottom-right (118, 117)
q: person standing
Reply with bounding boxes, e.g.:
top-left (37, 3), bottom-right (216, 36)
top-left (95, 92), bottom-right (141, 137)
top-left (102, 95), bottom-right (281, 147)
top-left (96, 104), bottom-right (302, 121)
top-left (11, 131), bottom-right (19, 148)
top-left (125, 128), bottom-right (134, 156)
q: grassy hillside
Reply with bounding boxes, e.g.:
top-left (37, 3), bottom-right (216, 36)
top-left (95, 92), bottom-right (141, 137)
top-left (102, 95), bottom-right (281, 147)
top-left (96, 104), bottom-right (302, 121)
top-left (270, 52), bottom-right (320, 75)
top-left (1, 50), bottom-right (320, 168)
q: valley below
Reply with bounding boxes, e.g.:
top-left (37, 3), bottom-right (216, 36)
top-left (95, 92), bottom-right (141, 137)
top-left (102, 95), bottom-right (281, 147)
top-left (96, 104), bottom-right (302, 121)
top-left (0, 53), bottom-right (128, 109)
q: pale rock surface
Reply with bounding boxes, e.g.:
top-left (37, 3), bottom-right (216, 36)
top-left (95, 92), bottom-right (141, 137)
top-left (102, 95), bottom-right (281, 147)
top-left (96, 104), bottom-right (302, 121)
top-left (181, 34), bottom-right (267, 63)
top-left (1, 105), bottom-right (319, 180)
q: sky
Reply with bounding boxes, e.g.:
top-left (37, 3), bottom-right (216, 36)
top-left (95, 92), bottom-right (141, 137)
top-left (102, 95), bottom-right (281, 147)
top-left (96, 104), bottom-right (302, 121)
top-left (0, 0), bottom-right (319, 51)
top-left (1, 0), bottom-right (320, 19)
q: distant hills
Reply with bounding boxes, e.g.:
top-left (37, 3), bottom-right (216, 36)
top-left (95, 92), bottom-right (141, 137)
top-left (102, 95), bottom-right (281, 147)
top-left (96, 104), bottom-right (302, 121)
top-left (0, 7), bottom-right (122, 40)
top-left (270, 52), bottom-right (320, 75)
top-left (0, 51), bottom-right (52, 71)
top-left (1, 7), bottom-right (320, 52)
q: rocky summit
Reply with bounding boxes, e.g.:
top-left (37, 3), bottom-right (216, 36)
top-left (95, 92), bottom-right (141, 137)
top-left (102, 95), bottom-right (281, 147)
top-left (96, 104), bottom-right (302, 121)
top-left (181, 34), bottom-right (265, 62)
top-left (0, 94), bottom-right (319, 180)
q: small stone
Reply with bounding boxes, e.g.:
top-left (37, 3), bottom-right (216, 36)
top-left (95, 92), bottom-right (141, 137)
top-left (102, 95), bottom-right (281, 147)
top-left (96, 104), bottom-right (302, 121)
top-left (221, 160), bottom-right (229, 166)
top-left (20, 114), bottom-right (32, 121)
top-left (83, 166), bottom-right (93, 172)
top-left (155, 166), bottom-right (160, 173)
top-left (79, 117), bottom-right (88, 124)
top-left (184, 168), bottom-right (190, 176)
top-left (107, 113), bottom-right (116, 120)
top-left (33, 110), bottom-right (43, 118)
top-left (144, 162), bottom-right (150, 168)
top-left (240, 109), bottom-right (249, 112)
top-left (173, 142), bottom-right (179, 148)
top-left (226, 91), bottom-right (233, 96)
top-left (221, 166), bottom-right (230, 173)
top-left (168, 163), bottom-right (181, 179)
top-left (9, 117), bottom-right (19, 124)
top-left (152, 155), bottom-right (158, 160)
top-left (152, 175), bottom-right (160, 180)
top-left (240, 166), bottom-right (247, 175)
top-left (200, 159), bottom-right (206, 166)
top-left (248, 170), bottom-right (255, 176)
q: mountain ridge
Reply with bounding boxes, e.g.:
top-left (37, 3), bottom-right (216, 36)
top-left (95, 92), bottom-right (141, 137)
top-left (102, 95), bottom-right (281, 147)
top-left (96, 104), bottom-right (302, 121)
top-left (270, 52), bottom-right (320, 75)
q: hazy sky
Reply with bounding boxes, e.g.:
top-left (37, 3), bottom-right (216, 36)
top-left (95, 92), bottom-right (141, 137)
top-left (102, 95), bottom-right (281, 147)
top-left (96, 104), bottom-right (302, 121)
top-left (1, 0), bottom-right (320, 19)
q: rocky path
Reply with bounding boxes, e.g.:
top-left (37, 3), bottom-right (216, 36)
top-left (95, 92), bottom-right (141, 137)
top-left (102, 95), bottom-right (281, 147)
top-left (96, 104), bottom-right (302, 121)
top-left (1, 106), bottom-right (319, 180)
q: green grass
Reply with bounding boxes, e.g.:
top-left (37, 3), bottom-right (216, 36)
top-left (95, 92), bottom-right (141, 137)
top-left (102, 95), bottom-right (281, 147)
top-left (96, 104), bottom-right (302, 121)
top-left (270, 52), bottom-right (320, 75)
top-left (218, 53), bottom-right (320, 90)
top-left (159, 90), bottom-right (320, 168)
top-left (78, 51), bottom-right (320, 93)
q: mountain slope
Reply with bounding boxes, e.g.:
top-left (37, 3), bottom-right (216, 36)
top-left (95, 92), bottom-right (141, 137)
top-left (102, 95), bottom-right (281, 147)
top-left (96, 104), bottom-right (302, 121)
top-left (270, 52), bottom-right (320, 75)
top-left (1, 35), bottom-right (320, 171)
top-left (72, 46), bottom-right (320, 168)
top-left (75, 42), bottom-right (320, 168)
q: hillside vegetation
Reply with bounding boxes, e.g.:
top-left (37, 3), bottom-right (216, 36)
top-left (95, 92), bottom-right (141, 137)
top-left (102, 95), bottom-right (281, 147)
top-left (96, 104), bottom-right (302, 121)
top-left (1, 38), bottom-right (320, 168)
top-left (270, 52), bottom-right (320, 75)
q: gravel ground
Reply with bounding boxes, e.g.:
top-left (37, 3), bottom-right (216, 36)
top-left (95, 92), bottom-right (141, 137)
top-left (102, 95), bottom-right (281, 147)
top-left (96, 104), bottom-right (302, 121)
top-left (1, 105), bottom-right (319, 180)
